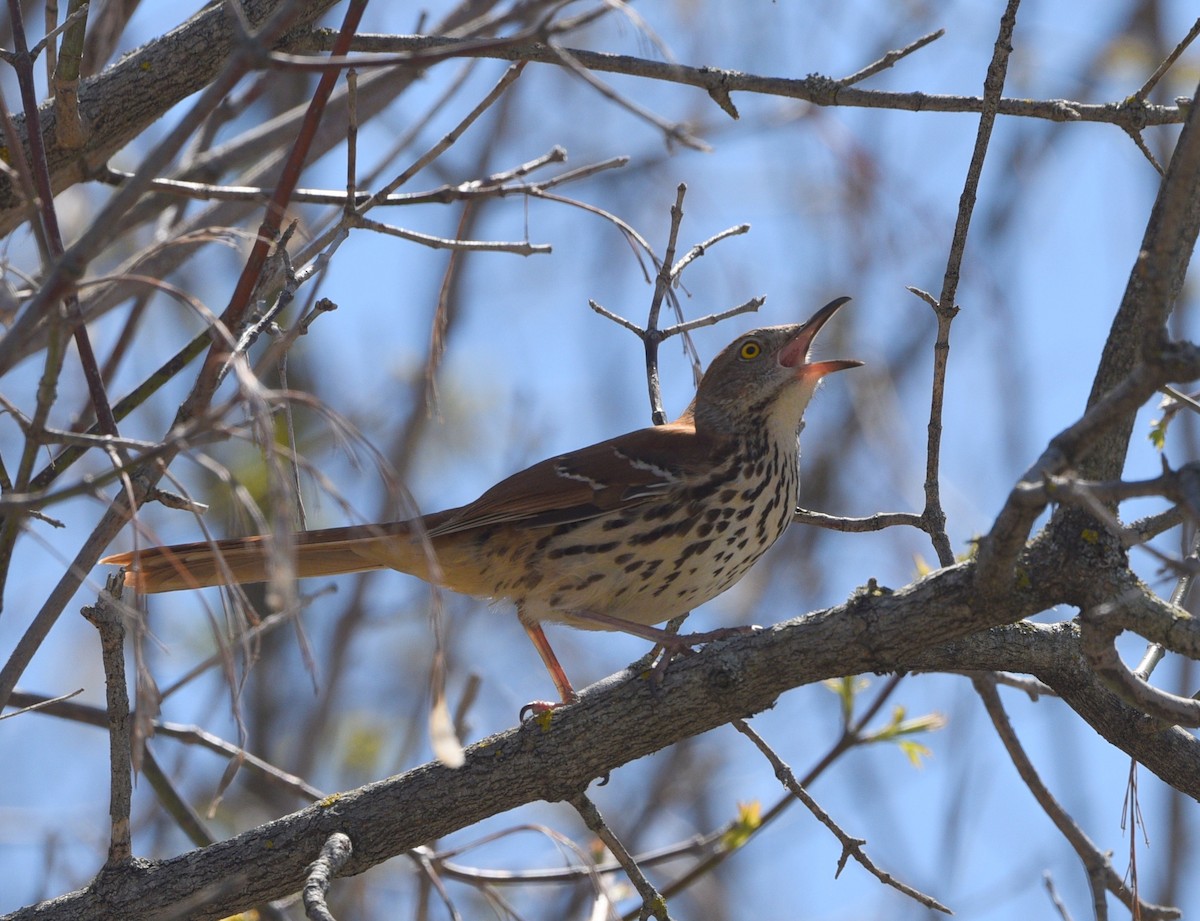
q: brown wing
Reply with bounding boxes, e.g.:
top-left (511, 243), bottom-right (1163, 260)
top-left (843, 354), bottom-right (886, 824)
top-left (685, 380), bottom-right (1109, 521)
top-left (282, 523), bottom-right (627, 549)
top-left (103, 420), bottom-right (725, 594)
top-left (427, 419), bottom-right (721, 535)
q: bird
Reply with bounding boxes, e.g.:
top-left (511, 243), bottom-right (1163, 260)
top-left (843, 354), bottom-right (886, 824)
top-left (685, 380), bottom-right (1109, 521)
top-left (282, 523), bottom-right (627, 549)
top-left (102, 297), bottom-right (861, 709)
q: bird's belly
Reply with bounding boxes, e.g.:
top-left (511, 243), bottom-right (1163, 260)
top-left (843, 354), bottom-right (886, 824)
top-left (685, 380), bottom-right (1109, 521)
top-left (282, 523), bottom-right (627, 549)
top-left (511, 485), bottom-right (796, 630)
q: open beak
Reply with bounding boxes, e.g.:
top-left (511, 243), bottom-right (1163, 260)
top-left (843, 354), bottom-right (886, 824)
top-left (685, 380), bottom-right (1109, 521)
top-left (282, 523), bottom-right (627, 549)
top-left (778, 296), bottom-right (863, 376)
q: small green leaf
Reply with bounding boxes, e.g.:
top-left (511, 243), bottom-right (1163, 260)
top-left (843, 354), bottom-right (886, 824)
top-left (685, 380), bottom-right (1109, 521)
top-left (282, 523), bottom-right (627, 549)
top-left (822, 676), bottom-right (869, 723)
top-left (898, 739), bottom-right (933, 767)
top-left (720, 801), bottom-right (763, 852)
top-left (865, 706), bottom-right (947, 744)
top-left (1149, 418), bottom-right (1167, 450)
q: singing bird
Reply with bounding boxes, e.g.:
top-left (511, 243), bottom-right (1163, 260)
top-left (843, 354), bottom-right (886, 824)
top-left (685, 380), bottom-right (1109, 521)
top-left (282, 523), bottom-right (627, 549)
top-left (103, 297), bottom-right (860, 706)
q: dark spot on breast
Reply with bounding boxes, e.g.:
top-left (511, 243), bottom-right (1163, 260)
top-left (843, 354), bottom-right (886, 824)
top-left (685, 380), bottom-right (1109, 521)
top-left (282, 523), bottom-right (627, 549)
top-left (548, 540), bottom-right (620, 559)
top-left (629, 520), bottom-right (692, 545)
top-left (653, 571), bottom-right (682, 596)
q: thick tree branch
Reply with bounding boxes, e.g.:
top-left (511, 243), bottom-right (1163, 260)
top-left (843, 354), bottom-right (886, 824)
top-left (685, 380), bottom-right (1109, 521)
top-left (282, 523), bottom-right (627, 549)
top-left (10, 539), bottom-right (1200, 920)
top-left (1077, 76), bottom-right (1200, 482)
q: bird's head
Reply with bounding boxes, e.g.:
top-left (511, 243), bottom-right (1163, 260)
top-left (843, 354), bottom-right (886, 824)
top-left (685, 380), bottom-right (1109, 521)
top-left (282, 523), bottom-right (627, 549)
top-left (688, 296), bottom-right (862, 437)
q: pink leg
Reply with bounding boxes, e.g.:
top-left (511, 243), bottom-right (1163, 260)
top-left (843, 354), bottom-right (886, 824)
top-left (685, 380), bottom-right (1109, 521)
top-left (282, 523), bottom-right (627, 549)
top-left (521, 619), bottom-right (580, 715)
top-left (562, 608), bottom-right (756, 647)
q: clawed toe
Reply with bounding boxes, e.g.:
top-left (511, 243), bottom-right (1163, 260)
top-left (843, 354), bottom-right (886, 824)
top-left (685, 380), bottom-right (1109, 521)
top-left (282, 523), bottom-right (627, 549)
top-left (519, 692), bottom-right (579, 723)
top-left (519, 700), bottom-right (557, 721)
top-left (646, 624), bottom-right (758, 690)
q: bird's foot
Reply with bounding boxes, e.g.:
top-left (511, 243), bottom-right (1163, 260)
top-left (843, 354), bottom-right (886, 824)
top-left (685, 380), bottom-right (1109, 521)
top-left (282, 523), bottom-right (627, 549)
top-left (519, 691), bottom-right (579, 724)
top-left (647, 624), bottom-right (761, 690)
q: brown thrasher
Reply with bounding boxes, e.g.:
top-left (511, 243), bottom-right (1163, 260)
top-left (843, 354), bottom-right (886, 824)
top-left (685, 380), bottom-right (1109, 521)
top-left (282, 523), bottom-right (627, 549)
top-left (102, 297), bottom-right (860, 706)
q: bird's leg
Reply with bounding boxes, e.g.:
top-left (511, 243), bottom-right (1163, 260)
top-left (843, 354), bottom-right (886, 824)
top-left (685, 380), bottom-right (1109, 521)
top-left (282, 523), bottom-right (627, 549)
top-left (520, 617), bottom-right (580, 719)
top-left (564, 608), bottom-right (758, 689)
top-left (564, 608), bottom-right (756, 647)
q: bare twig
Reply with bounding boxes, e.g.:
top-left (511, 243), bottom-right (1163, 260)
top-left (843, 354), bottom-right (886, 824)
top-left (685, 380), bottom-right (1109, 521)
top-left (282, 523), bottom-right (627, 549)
top-left (569, 793), bottom-right (671, 921)
top-left (303, 833), bottom-right (353, 921)
top-left (588, 188), bottom-right (766, 423)
top-left (973, 675), bottom-right (1179, 920)
top-left (0, 686), bottom-right (83, 720)
top-left (669, 223), bottom-right (750, 278)
top-left (1132, 17), bottom-right (1200, 102)
top-left (793, 508), bottom-right (924, 532)
top-left (548, 43), bottom-right (709, 153)
top-left (662, 297), bottom-right (764, 337)
top-left (348, 214), bottom-right (550, 254)
top-left (919, 0), bottom-right (1023, 572)
top-left (1043, 872), bottom-right (1076, 921)
top-left (1124, 124), bottom-right (1166, 176)
top-left (80, 573), bottom-right (133, 865)
top-left (837, 29), bottom-right (945, 87)
top-left (734, 718), bottom-right (951, 914)
top-left (141, 745), bottom-right (215, 849)
top-left (290, 32), bottom-right (1189, 129)
top-left (0, 0), bottom-right (320, 716)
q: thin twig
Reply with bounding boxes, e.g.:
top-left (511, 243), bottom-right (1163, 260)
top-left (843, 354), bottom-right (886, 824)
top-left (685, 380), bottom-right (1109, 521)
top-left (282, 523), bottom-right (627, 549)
top-left (0, 686), bottom-right (83, 720)
top-left (734, 718), bottom-right (951, 914)
top-left (303, 833), bottom-right (353, 921)
top-left (837, 29), bottom-right (945, 87)
top-left (661, 297), bottom-right (764, 336)
top-left (0, 0), bottom-right (319, 716)
top-left (141, 745), bottom-right (215, 849)
top-left (1133, 17), bottom-right (1200, 102)
top-left (923, 0), bottom-right (1023, 572)
top-left (548, 44), bottom-right (709, 152)
top-left (569, 793), bottom-right (671, 921)
top-left (349, 213), bottom-right (549, 254)
top-left (1043, 872), bottom-right (1076, 921)
top-left (668, 223), bottom-right (750, 278)
top-left (94, 155), bottom-right (617, 207)
top-left (80, 573), bottom-right (133, 865)
top-left (973, 675), bottom-right (1179, 920)
top-left (1134, 529), bottom-right (1200, 680)
top-left (289, 32), bottom-right (1189, 129)
top-left (793, 508), bottom-right (925, 532)
top-left (1124, 124), bottom-right (1166, 175)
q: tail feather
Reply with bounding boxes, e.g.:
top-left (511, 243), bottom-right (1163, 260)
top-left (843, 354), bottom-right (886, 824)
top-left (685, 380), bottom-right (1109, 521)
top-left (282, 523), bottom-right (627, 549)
top-left (101, 522), bottom-right (430, 594)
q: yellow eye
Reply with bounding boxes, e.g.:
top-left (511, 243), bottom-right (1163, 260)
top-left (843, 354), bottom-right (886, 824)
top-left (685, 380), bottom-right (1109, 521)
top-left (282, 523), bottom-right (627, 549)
top-left (738, 340), bottom-right (762, 361)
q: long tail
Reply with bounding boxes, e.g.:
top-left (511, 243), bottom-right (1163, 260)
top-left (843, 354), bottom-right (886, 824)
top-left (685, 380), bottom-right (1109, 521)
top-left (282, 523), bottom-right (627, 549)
top-left (101, 521), bottom-right (434, 593)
